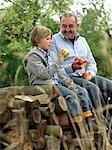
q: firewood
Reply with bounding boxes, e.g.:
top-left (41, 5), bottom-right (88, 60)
top-left (12, 100), bottom-right (25, 109)
top-left (7, 130), bottom-right (20, 144)
top-left (46, 135), bottom-right (61, 150)
top-left (0, 102), bottom-right (7, 115)
top-left (61, 138), bottom-right (68, 150)
top-left (32, 94), bottom-right (51, 104)
top-left (49, 113), bottom-right (59, 125)
top-left (2, 118), bottom-right (17, 130)
top-left (30, 120), bottom-right (47, 140)
top-left (0, 108), bottom-right (12, 124)
top-left (23, 142), bottom-right (33, 150)
top-left (39, 106), bottom-right (50, 117)
top-left (46, 125), bottom-right (63, 138)
top-left (0, 85), bottom-right (59, 100)
top-left (37, 120), bottom-right (47, 136)
top-left (39, 103), bottom-right (55, 117)
top-left (48, 102), bottom-right (55, 113)
top-left (32, 109), bottom-right (41, 124)
top-left (29, 120), bottom-right (47, 149)
top-left (31, 100), bottom-right (40, 109)
top-left (54, 96), bottom-right (67, 114)
top-left (57, 112), bottom-right (70, 126)
top-left (15, 94), bottom-right (51, 105)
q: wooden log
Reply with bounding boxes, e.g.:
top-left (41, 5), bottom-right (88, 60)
top-left (0, 85), bottom-right (59, 100)
top-left (0, 108), bottom-right (12, 124)
top-left (0, 102), bottom-right (7, 115)
top-left (46, 125), bottom-right (63, 138)
top-left (29, 120), bottom-right (47, 141)
top-left (39, 106), bottom-right (50, 117)
top-left (54, 96), bottom-right (67, 114)
top-left (7, 130), bottom-right (20, 144)
top-left (23, 142), bottom-right (33, 150)
top-left (32, 109), bottom-right (41, 124)
top-left (15, 94), bottom-right (51, 105)
top-left (29, 120), bottom-right (47, 149)
top-left (39, 102), bottom-right (55, 117)
top-left (48, 102), bottom-right (55, 113)
top-left (46, 135), bottom-right (61, 150)
top-left (49, 113), bottom-right (59, 125)
top-left (31, 100), bottom-right (40, 109)
top-left (57, 112), bottom-right (70, 126)
top-left (11, 99), bottom-right (25, 109)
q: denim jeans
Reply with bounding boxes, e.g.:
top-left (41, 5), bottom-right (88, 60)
top-left (69, 75), bottom-right (106, 108)
top-left (91, 76), bottom-right (112, 104)
top-left (57, 84), bottom-right (91, 117)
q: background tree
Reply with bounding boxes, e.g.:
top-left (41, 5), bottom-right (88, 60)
top-left (0, 0), bottom-right (112, 87)
top-left (77, 0), bottom-right (112, 78)
top-left (0, 0), bottom-right (74, 87)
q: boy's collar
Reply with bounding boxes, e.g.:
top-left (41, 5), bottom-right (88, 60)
top-left (34, 47), bottom-right (49, 54)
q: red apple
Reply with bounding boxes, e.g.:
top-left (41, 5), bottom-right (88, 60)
top-left (75, 57), bottom-right (87, 65)
top-left (82, 72), bottom-right (90, 79)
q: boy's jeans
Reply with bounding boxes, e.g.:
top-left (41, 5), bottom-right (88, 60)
top-left (58, 84), bottom-right (91, 117)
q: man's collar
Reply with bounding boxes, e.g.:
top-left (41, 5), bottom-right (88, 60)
top-left (59, 32), bottom-right (80, 41)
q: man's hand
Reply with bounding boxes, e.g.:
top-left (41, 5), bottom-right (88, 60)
top-left (72, 57), bottom-right (88, 71)
top-left (82, 71), bottom-right (92, 80)
top-left (68, 81), bottom-right (76, 90)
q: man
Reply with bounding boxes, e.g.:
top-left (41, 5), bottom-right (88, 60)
top-left (50, 12), bottom-right (112, 113)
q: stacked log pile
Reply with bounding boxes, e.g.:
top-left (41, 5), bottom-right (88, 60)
top-left (0, 85), bottom-right (112, 150)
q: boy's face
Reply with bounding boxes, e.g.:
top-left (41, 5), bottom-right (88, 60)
top-left (38, 35), bottom-right (52, 51)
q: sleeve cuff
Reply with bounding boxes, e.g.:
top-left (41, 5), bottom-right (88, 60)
top-left (65, 64), bottom-right (74, 74)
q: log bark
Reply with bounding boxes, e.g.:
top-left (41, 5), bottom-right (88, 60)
top-left (0, 108), bottom-right (12, 124)
top-left (57, 113), bottom-right (70, 126)
top-left (54, 96), bottom-right (67, 114)
top-left (32, 109), bottom-right (41, 124)
top-left (46, 125), bottom-right (63, 138)
top-left (49, 113), bottom-right (59, 125)
top-left (46, 135), bottom-right (61, 150)
top-left (0, 85), bottom-right (59, 100)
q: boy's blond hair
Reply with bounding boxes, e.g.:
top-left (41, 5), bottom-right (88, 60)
top-left (30, 25), bottom-right (52, 46)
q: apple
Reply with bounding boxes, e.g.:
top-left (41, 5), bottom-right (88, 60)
top-left (61, 49), bottom-right (69, 57)
top-left (75, 57), bottom-right (87, 65)
top-left (82, 72), bottom-right (90, 79)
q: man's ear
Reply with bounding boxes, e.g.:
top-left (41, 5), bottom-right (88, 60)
top-left (77, 23), bottom-right (80, 28)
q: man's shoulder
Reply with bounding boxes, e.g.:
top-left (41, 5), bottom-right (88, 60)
top-left (77, 34), bottom-right (87, 42)
top-left (53, 32), bottom-right (60, 38)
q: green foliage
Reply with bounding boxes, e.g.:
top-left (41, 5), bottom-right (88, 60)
top-left (0, 0), bottom-right (112, 87)
top-left (79, 8), bottom-right (112, 79)
top-left (0, 0), bottom-right (74, 87)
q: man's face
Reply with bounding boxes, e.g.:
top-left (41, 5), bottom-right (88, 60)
top-left (60, 16), bottom-right (79, 39)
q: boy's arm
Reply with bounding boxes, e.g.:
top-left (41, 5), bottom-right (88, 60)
top-left (25, 54), bottom-right (60, 80)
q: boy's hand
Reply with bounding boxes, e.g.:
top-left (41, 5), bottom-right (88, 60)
top-left (82, 71), bottom-right (92, 80)
top-left (58, 49), bottom-right (69, 61)
top-left (68, 81), bottom-right (76, 90)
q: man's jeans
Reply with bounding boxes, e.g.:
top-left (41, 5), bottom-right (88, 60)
top-left (91, 76), bottom-right (112, 104)
top-left (57, 84), bottom-right (91, 117)
top-left (69, 75), bottom-right (109, 109)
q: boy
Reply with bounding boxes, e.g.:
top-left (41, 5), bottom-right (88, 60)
top-left (23, 25), bottom-right (98, 133)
